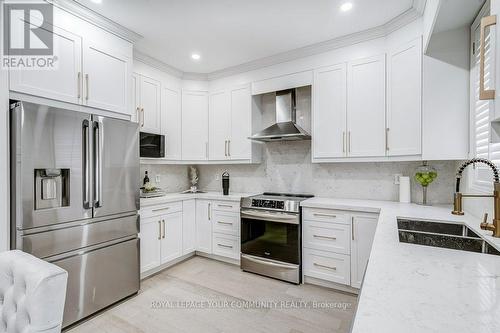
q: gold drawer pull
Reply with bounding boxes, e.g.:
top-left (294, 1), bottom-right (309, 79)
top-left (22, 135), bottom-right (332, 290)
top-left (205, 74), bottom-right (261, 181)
top-left (313, 235), bottom-right (337, 240)
top-left (152, 207), bottom-right (170, 212)
top-left (314, 263), bottom-right (337, 271)
top-left (217, 243), bottom-right (233, 249)
top-left (218, 221), bottom-right (233, 225)
top-left (217, 204), bottom-right (233, 208)
top-left (313, 213), bottom-right (337, 218)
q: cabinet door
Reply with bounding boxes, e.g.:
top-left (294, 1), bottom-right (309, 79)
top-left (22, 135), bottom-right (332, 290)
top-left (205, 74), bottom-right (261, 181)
top-left (9, 24), bottom-right (82, 105)
top-left (182, 199), bottom-right (196, 254)
top-left (209, 90), bottom-right (231, 160)
top-left (229, 86), bottom-right (252, 160)
top-left (131, 73), bottom-right (140, 123)
top-left (182, 91), bottom-right (209, 160)
top-left (347, 55), bottom-right (386, 157)
top-left (83, 40), bottom-right (130, 115)
top-left (161, 211), bottom-right (183, 264)
top-left (139, 75), bottom-right (161, 134)
top-left (163, 87), bottom-right (182, 160)
top-left (195, 200), bottom-right (212, 254)
top-left (312, 64), bottom-right (347, 159)
top-left (387, 38), bottom-right (422, 156)
top-left (350, 214), bottom-right (378, 288)
top-left (139, 216), bottom-right (161, 273)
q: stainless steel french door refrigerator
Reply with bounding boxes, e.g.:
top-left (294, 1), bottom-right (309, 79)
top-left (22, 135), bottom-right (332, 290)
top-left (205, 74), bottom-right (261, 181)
top-left (10, 100), bottom-right (140, 328)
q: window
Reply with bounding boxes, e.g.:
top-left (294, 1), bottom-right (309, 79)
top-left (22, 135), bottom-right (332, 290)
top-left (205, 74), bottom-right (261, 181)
top-left (471, 7), bottom-right (499, 190)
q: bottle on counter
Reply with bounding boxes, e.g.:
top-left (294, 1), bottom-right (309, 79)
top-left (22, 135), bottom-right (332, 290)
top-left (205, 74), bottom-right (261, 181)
top-left (143, 171), bottom-right (150, 186)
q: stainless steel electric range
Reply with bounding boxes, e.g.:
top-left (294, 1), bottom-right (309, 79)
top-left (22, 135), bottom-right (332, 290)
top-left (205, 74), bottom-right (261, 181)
top-left (240, 193), bottom-right (314, 284)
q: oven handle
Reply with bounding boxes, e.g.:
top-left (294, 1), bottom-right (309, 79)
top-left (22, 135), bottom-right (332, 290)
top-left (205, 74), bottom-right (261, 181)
top-left (241, 254), bottom-right (299, 269)
top-left (240, 209), bottom-right (299, 225)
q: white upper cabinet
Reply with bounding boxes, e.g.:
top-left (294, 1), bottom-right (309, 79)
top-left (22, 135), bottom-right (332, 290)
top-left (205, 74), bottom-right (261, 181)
top-left (8, 6), bottom-right (133, 117)
top-left (347, 55), bottom-right (386, 157)
top-left (137, 75), bottom-right (161, 134)
top-left (313, 63), bottom-right (347, 160)
top-left (9, 24), bottom-right (83, 105)
top-left (182, 90), bottom-right (209, 160)
top-left (229, 85), bottom-right (252, 160)
top-left (209, 90), bottom-right (231, 160)
top-left (131, 73), bottom-right (140, 123)
top-left (162, 87), bottom-right (182, 160)
top-left (387, 37), bottom-right (422, 156)
top-left (82, 40), bottom-right (131, 114)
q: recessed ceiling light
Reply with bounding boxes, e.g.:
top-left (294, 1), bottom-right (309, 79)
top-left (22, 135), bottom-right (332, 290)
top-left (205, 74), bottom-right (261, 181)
top-left (191, 53), bottom-right (201, 60)
top-left (340, 2), bottom-right (353, 12)
top-left (90, 0), bottom-right (102, 4)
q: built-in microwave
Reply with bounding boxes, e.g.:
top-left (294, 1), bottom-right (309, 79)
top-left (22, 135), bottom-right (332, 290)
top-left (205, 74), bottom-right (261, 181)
top-left (140, 132), bottom-right (165, 158)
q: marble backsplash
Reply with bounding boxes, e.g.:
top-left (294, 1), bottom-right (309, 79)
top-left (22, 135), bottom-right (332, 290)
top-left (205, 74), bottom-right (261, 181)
top-left (141, 141), bottom-right (460, 204)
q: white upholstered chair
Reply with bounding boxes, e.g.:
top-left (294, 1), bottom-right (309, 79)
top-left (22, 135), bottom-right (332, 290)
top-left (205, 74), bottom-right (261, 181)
top-left (0, 250), bottom-right (68, 333)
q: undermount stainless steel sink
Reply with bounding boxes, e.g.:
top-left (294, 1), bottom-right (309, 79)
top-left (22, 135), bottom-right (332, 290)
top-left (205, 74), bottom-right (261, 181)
top-left (397, 219), bottom-right (500, 256)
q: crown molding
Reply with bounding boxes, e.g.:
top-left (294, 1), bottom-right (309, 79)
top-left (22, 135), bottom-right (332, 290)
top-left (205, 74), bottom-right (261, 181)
top-left (412, 0), bottom-right (427, 15)
top-left (133, 50), bottom-right (184, 78)
top-left (134, 6), bottom-right (423, 81)
top-left (47, 0), bottom-right (143, 43)
top-left (207, 7), bottom-right (421, 80)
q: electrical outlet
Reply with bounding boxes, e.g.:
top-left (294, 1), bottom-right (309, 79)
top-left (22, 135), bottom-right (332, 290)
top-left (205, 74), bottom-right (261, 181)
top-left (394, 174), bottom-right (402, 185)
top-left (155, 175), bottom-right (161, 184)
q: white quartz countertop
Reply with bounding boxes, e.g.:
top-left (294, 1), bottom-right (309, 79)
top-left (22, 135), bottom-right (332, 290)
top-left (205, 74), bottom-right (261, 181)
top-left (301, 198), bottom-right (500, 332)
top-left (140, 191), bottom-right (256, 207)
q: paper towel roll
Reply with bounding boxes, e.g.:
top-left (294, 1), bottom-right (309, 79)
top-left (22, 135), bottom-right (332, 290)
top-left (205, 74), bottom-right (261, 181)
top-left (399, 176), bottom-right (411, 203)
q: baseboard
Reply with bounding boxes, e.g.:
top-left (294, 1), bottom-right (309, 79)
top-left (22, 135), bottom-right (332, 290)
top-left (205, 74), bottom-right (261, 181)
top-left (141, 252), bottom-right (196, 279)
top-left (195, 251), bottom-right (240, 265)
top-left (303, 276), bottom-right (359, 295)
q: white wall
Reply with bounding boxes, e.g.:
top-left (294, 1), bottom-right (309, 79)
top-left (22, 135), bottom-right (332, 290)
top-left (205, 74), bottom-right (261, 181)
top-left (423, 26), bottom-right (470, 160)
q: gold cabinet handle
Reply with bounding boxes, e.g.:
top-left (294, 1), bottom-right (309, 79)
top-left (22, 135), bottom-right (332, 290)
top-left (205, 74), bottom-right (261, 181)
top-left (352, 216), bottom-right (355, 241)
top-left (141, 108), bottom-right (145, 128)
top-left (217, 221), bottom-right (233, 225)
top-left (158, 220), bottom-right (161, 240)
top-left (85, 74), bottom-right (89, 101)
top-left (386, 128), bottom-right (390, 152)
top-left (161, 220), bottom-right (165, 239)
top-left (342, 131), bottom-right (346, 153)
top-left (313, 235), bottom-right (337, 240)
top-left (77, 72), bottom-right (81, 99)
top-left (228, 140), bottom-right (231, 157)
top-left (217, 243), bottom-right (233, 249)
top-left (314, 213), bottom-right (336, 218)
top-left (314, 263), bottom-right (337, 271)
top-left (480, 15), bottom-right (497, 100)
top-left (208, 203), bottom-right (211, 220)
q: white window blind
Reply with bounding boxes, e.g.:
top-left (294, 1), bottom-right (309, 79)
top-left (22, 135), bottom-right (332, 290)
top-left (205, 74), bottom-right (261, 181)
top-left (472, 16), bottom-right (499, 187)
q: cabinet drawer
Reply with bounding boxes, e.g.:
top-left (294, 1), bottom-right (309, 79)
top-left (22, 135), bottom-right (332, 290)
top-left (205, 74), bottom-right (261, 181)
top-left (303, 208), bottom-right (349, 224)
top-left (212, 211), bottom-right (240, 236)
top-left (140, 201), bottom-right (183, 219)
top-left (212, 233), bottom-right (240, 260)
top-left (212, 201), bottom-right (240, 212)
top-left (303, 248), bottom-right (350, 285)
top-left (303, 221), bottom-right (350, 255)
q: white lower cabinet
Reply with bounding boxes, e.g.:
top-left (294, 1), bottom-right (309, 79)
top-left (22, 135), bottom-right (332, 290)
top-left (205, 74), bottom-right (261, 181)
top-left (139, 216), bottom-right (162, 273)
top-left (196, 200), bottom-right (213, 254)
top-left (212, 233), bottom-right (240, 260)
top-left (160, 211), bottom-right (183, 264)
top-left (303, 208), bottom-right (378, 289)
top-left (350, 214), bottom-right (378, 288)
top-left (182, 200), bottom-right (196, 254)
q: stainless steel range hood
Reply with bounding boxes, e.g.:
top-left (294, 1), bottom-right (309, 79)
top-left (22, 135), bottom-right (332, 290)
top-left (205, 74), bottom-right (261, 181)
top-left (249, 89), bottom-right (311, 142)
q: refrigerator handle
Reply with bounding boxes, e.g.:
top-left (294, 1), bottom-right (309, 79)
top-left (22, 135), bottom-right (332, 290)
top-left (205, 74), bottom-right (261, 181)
top-left (93, 120), bottom-right (103, 208)
top-left (82, 119), bottom-right (91, 209)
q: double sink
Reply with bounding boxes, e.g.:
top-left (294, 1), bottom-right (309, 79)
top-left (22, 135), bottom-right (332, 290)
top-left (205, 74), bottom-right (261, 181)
top-left (397, 219), bottom-right (500, 256)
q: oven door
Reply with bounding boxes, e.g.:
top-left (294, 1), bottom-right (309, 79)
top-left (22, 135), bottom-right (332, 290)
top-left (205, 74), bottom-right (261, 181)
top-left (240, 208), bottom-right (300, 265)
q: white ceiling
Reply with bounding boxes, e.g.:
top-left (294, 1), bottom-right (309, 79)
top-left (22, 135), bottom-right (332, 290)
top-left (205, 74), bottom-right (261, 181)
top-left (77, 0), bottom-right (414, 74)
